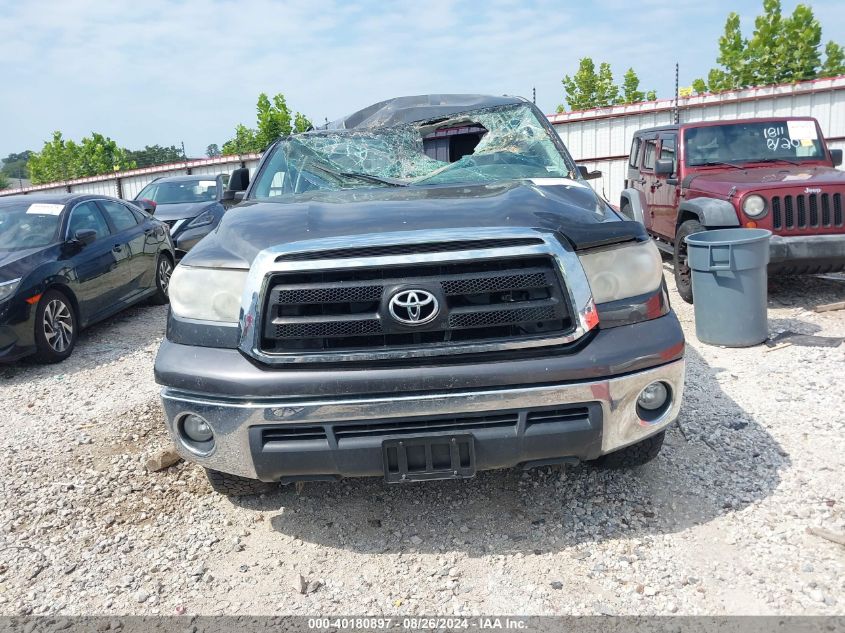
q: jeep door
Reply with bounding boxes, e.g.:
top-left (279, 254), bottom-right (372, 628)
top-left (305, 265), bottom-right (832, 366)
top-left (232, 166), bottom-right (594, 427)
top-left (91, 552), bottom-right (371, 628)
top-left (636, 135), bottom-right (659, 233)
top-left (650, 133), bottom-right (679, 238)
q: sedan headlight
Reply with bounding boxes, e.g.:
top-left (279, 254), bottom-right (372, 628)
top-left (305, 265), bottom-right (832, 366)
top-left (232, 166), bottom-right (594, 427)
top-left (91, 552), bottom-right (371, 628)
top-left (169, 266), bottom-right (248, 323)
top-left (742, 194), bottom-right (767, 218)
top-left (578, 240), bottom-right (663, 303)
top-left (188, 210), bottom-right (217, 229)
top-left (0, 278), bottom-right (21, 303)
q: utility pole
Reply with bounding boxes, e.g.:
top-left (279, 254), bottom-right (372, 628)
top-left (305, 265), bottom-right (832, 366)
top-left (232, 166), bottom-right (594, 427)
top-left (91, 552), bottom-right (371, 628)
top-left (674, 63), bottom-right (680, 124)
top-left (181, 141), bottom-right (187, 160)
top-left (532, 87), bottom-right (536, 105)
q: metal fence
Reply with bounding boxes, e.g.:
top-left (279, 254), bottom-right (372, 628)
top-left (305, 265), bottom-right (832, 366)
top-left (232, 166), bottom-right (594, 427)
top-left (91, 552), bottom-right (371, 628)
top-left (549, 75), bottom-right (845, 205)
top-left (3, 75), bottom-right (844, 203)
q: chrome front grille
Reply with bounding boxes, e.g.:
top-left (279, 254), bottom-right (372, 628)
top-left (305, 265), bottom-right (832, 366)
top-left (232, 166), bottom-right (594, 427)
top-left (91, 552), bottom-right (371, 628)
top-left (237, 228), bottom-right (597, 364)
top-left (771, 193), bottom-right (843, 230)
top-left (261, 256), bottom-right (571, 354)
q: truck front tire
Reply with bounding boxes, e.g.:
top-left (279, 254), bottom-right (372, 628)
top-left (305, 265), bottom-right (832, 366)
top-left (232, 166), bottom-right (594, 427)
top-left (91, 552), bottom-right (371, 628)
top-left (205, 469), bottom-right (277, 496)
top-left (673, 219), bottom-right (704, 304)
top-left (594, 430), bottom-right (666, 469)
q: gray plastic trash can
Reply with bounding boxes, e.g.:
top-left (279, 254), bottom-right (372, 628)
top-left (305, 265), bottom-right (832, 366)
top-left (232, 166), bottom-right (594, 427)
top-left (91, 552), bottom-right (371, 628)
top-left (685, 228), bottom-right (772, 347)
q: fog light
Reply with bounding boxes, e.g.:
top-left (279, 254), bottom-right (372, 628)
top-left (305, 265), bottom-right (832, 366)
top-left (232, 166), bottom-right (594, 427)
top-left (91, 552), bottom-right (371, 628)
top-left (183, 414), bottom-right (213, 442)
top-left (637, 382), bottom-right (669, 411)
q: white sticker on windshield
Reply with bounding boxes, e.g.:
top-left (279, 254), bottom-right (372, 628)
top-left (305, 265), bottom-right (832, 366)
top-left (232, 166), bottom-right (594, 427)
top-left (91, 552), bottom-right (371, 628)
top-left (786, 120), bottom-right (818, 141)
top-left (199, 180), bottom-right (216, 188)
top-left (26, 203), bottom-right (64, 215)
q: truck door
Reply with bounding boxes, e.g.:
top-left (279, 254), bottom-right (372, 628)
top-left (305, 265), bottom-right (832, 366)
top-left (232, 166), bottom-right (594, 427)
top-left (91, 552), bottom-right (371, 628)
top-left (650, 134), bottom-right (679, 238)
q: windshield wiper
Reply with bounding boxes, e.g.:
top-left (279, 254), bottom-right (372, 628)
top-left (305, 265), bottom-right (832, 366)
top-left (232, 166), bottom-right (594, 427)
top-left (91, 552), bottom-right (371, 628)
top-left (751, 157), bottom-right (801, 166)
top-left (694, 160), bottom-right (744, 170)
top-left (307, 162), bottom-right (407, 187)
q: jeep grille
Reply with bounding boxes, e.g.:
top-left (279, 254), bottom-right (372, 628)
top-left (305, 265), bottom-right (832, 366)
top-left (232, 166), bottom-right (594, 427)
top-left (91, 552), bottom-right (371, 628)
top-left (770, 192), bottom-right (843, 231)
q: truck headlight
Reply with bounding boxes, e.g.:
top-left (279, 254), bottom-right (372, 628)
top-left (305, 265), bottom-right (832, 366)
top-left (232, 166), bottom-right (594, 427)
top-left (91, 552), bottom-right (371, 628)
top-left (742, 194), bottom-right (767, 218)
top-left (169, 266), bottom-right (248, 323)
top-left (578, 240), bottom-right (663, 303)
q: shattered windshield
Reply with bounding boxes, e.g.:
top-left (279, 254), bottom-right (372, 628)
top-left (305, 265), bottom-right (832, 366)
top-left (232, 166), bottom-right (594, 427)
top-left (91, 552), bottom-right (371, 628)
top-left (250, 104), bottom-right (576, 197)
top-left (685, 120), bottom-right (826, 166)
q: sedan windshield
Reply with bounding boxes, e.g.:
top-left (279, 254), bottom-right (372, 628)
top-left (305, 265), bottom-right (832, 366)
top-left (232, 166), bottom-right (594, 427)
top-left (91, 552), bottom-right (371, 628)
top-left (251, 103), bottom-right (575, 198)
top-left (0, 202), bottom-right (62, 251)
top-left (685, 120), bottom-right (826, 166)
top-left (137, 179), bottom-right (218, 204)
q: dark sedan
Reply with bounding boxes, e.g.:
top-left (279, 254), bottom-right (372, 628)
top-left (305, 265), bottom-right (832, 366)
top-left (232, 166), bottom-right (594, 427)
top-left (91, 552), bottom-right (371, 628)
top-left (134, 174), bottom-right (229, 257)
top-left (0, 193), bottom-right (174, 363)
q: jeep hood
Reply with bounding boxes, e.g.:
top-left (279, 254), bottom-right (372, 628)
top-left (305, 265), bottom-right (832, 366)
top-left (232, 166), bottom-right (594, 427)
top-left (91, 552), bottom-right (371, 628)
top-left (686, 165), bottom-right (845, 196)
top-left (184, 180), bottom-right (647, 268)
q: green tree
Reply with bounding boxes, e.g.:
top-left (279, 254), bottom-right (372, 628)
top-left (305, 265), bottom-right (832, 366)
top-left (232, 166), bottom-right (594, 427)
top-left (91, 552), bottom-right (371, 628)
top-left (693, 0), bottom-right (843, 92)
top-left (0, 172), bottom-right (9, 190)
top-left (28, 131), bottom-right (136, 184)
top-left (622, 68), bottom-right (645, 103)
top-left (559, 59), bottom-right (656, 112)
top-left (125, 144), bottom-right (184, 167)
top-left (1, 151), bottom-right (32, 180)
top-left (223, 93), bottom-right (311, 155)
top-left (821, 41), bottom-right (845, 77)
top-left (206, 143), bottom-right (221, 158)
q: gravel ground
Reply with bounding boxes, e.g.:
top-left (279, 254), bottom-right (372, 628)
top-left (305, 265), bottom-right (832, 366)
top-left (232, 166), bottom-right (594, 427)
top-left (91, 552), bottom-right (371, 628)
top-left (0, 269), bottom-right (843, 617)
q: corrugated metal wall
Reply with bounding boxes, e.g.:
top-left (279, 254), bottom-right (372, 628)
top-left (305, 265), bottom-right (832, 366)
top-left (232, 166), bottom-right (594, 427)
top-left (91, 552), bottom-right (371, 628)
top-left (550, 75), bottom-right (845, 206)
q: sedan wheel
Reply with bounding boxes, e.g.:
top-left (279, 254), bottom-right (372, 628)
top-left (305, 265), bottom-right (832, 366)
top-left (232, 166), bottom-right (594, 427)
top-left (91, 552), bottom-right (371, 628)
top-left (158, 257), bottom-right (173, 295)
top-left (33, 289), bottom-right (78, 363)
top-left (43, 299), bottom-right (74, 353)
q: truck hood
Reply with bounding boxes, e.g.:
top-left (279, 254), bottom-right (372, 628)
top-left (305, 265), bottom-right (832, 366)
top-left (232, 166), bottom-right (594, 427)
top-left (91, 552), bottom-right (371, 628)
top-left (687, 165), bottom-right (845, 196)
top-left (183, 180), bottom-right (647, 268)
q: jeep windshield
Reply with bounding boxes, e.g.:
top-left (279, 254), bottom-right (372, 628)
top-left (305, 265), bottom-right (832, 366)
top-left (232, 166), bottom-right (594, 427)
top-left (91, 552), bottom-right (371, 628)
top-left (250, 103), bottom-right (575, 197)
top-left (685, 120), bottom-right (826, 167)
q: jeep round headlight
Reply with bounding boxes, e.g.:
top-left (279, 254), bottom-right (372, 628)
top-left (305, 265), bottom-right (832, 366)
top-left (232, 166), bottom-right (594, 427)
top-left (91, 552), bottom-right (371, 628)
top-left (169, 265), bottom-right (248, 323)
top-left (578, 240), bottom-right (664, 303)
top-left (742, 194), bottom-right (767, 218)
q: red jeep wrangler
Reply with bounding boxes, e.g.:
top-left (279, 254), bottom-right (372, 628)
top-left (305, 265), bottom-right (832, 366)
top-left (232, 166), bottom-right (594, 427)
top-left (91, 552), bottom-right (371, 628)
top-left (621, 117), bottom-right (845, 302)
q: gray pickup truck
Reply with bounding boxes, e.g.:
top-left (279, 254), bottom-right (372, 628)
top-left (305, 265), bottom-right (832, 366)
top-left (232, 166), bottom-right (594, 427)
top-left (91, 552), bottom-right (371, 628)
top-left (154, 95), bottom-right (686, 496)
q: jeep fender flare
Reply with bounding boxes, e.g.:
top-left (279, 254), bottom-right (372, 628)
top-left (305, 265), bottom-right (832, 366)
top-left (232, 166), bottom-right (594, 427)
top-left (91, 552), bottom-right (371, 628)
top-left (677, 198), bottom-right (739, 228)
top-left (619, 188), bottom-right (647, 224)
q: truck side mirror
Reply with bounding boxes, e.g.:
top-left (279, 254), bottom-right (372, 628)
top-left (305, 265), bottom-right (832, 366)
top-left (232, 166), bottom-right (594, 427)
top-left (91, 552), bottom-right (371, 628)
top-left (654, 159), bottom-right (674, 175)
top-left (228, 167), bottom-right (250, 192)
top-left (577, 165), bottom-right (603, 180)
top-left (831, 149), bottom-right (843, 167)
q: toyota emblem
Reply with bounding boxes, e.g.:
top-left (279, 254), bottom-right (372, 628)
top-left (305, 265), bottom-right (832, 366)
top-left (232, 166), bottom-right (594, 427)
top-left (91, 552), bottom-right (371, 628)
top-left (388, 289), bottom-right (439, 325)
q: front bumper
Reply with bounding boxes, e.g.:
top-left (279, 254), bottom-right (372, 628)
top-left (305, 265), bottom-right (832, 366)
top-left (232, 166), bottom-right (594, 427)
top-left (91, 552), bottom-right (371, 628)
top-left (769, 233), bottom-right (845, 274)
top-left (161, 359), bottom-right (684, 481)
top-left (0, 304), bottom-right (36, 362)
top-left (157, 310), bottom-right (686, 481)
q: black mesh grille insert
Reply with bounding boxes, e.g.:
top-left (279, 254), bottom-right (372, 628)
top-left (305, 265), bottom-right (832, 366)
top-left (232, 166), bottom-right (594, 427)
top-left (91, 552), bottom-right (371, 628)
top-left (261, 255), bottom-right (571, 356)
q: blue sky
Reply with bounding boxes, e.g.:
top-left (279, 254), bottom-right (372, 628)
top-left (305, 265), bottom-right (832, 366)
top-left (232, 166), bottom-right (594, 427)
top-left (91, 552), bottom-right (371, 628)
top-left (1, 0), bottom-right (843, 159)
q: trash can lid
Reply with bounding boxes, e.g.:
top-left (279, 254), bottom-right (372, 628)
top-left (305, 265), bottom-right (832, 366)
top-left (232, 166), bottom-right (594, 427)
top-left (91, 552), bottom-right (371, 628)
top-left (685, 228), bottom-right (771, 247)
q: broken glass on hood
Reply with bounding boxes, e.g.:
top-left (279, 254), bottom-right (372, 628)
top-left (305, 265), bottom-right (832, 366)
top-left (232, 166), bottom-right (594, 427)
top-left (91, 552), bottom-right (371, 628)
top-left (250, 103), bottom-right (578, 198)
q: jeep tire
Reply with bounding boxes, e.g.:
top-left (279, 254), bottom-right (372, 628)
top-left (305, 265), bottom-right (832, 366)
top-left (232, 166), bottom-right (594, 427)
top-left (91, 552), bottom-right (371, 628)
top-left (673, 219), bottom-right (705, 304)
top-left (594, 430), bottom-right (666, 469)
top-left (205, 469), bottom-right (277, 496)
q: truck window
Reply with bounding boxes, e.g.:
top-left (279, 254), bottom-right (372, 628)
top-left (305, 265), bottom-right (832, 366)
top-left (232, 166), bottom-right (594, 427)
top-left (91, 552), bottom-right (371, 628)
top-left (643, 140), bottom-right (657, 170)
top-left (629, 138), bottom-right (642, 168)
